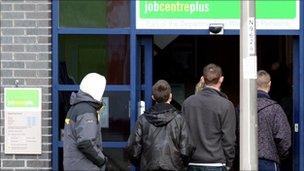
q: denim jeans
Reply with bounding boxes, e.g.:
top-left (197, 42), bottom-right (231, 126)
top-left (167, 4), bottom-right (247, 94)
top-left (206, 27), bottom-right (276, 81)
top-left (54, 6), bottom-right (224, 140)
top-left (187, 165), bottom-right (227, 171)
top-left (259, 159), bottom-right (280, 171)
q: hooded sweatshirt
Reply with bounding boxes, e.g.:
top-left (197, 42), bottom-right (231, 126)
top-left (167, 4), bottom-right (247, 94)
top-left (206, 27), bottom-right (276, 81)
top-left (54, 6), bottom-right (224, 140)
top-left (126, 103), bottom-right (195, 171)
top-left (63, 91), bottom-right (107, 171)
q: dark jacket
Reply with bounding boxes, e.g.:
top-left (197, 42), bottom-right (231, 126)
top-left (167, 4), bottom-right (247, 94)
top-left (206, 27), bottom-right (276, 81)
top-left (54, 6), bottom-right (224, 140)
top-left (257, 90), bottom-right (291, 164)
top-left (182, 87), bottom-right (236, 167)
top-left (126, 103), bottom-right (195, 171)
top-left (63, 91), bottom-right (107, 171)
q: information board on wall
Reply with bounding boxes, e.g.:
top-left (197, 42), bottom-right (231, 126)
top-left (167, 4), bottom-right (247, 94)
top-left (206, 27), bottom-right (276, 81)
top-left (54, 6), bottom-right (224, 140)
top-left (136, 0), bottom-right (299, 30)
top-left (4, 88), bottom-right (42, 154)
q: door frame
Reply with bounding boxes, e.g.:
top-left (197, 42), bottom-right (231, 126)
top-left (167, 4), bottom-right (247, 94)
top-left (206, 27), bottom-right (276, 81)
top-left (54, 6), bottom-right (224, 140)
top-left (139, 18), bottom-right (304, 171)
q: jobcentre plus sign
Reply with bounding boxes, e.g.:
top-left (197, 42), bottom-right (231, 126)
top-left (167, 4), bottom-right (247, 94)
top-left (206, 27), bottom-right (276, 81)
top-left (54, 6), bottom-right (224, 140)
top-left (136, 0), bottom-right (299, 30)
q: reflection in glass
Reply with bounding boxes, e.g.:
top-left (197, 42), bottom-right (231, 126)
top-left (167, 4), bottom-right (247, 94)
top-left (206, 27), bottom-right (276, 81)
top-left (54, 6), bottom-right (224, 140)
top-left (102, 91), bottom-right (130, 141)
top-left (59, 0), bottom-right (130, 28)
top-left (59, 91), bottom-right (130, 142)
top-left (59, 35), bottom-right (130, 84)
top-left (59, 91), bottom-right (75, 140)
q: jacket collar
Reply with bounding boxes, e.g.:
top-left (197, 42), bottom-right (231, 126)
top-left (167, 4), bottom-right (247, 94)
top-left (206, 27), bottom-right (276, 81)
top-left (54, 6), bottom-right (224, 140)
top-left (70, 90), bottom-right (103, 110)
top-left (201, 87), bottom-right (228, 99)
top-left (151, 102), bottom-right (174, 112)
top-left (257, 90), bottom-right (271, 99)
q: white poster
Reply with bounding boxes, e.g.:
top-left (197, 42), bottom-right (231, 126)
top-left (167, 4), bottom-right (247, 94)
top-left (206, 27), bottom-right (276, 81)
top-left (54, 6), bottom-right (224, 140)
top-left (4, 88), bottom-right (42, 154)
top-left (243, 56), bottom-right (257, 79)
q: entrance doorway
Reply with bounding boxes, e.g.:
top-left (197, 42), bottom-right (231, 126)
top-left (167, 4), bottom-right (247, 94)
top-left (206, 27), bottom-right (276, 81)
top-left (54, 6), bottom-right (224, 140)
top-left (150, 35), bottom-right (294, 170)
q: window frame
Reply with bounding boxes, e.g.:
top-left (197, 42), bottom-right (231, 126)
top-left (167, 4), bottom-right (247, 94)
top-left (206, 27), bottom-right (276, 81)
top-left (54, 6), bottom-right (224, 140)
top-left (52, 1), bottom-right (138, 170)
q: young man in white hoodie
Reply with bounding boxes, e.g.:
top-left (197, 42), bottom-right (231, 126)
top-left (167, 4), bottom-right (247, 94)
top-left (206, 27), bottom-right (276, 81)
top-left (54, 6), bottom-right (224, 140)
top-left (63, 73), bottom-right (107, 171)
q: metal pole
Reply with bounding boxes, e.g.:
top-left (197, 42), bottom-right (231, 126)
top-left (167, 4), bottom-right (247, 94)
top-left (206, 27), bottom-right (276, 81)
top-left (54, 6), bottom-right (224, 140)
top-left (240, 0), bottom-right (258, 170)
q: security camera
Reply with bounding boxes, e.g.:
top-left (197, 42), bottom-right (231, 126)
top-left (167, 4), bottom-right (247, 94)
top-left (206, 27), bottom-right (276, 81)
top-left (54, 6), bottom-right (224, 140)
top-left (209, 23), bottom-right (224, 35)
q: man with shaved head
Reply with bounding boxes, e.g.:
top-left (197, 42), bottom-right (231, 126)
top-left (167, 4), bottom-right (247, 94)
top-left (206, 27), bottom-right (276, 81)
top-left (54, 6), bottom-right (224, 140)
top-left (256, 70), bottom-right (291, 171)
top-left (182, 63), bottom-right (236, 171)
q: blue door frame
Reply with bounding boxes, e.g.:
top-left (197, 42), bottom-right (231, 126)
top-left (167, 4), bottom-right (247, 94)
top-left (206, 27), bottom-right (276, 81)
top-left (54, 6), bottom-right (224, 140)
top-left (141, 35), bottom-right (303, 171)
top-left (137, 2), bottom-right (304, 171)
top-left (52, 0), bottom-right (304, 170)
top-left (51, 1), bottom-right (139, 170)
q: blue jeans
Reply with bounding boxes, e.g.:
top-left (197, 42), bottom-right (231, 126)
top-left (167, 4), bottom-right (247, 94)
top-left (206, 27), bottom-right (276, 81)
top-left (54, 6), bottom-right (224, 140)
top-left (187, 165), bottom-right (227, 171)
top-left (259, 159), bottom-right (279, 171)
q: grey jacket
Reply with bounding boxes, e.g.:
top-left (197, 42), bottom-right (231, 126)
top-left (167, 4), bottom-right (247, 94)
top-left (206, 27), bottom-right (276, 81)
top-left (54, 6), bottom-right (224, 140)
top-left (257, 90), bottom-right (291, 163)
top-left (63, 91), bottom-right (107, 171)
top-left (182, 87), bottom-right (236, 167)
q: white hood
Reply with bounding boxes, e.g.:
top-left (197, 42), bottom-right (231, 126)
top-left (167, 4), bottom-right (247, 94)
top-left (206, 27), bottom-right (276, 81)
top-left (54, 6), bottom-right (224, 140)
top-left (79, 73), bottom-right (106, 102)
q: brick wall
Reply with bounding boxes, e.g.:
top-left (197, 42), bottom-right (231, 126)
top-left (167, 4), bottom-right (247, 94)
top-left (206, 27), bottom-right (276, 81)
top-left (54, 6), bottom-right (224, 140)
top-left (0, 0), bottom-right (52, 170)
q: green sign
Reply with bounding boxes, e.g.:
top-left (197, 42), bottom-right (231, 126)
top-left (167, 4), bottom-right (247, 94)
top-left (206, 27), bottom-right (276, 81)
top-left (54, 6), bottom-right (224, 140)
top-left (5, 88), bottom-right (40, 108)
top-left (140, 0), bottom-right (296, 19)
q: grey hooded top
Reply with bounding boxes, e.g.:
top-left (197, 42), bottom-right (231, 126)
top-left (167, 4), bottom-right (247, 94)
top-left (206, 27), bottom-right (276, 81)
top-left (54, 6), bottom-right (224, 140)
top-left (63, 91), bottom-right (106, 171)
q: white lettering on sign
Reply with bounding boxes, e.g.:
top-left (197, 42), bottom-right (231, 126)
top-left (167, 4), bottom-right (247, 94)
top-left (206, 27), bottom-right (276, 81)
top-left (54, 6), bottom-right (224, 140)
top-left (144, 1), bottom-right (209, 14)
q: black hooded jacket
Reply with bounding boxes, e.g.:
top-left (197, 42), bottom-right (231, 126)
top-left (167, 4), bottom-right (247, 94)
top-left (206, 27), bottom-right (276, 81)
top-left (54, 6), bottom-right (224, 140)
top-left (63, 91), bottom-right (107, 170)
top-left (126, 103), bottom-right (195, 171)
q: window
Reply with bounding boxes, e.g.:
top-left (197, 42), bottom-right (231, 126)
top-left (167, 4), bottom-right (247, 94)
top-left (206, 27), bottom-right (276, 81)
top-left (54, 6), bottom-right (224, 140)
top-left (59, 35), bottom-right (130, 84)
top-left (59, 0), bottom-right (130, 28)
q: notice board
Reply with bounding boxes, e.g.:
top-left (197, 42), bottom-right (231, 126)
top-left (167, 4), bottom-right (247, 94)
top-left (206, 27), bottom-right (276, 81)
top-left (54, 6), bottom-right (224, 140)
top-left (4, 88), bottom-right (42, 154)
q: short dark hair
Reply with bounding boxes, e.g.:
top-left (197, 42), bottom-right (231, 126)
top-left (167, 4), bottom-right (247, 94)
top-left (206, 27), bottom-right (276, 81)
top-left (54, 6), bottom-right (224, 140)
top-left (203, 63), bottom-right (222, 85)
top-left (152, 80), bottom-right (171, 103)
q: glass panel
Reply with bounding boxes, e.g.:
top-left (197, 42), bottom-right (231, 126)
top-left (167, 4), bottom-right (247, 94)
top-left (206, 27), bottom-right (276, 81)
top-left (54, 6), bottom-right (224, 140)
top-left (59, 91), bottom-right (75, 141)
top-left (59, 0), bottom-right (130, 28)
top-left (102, 91), bottom-right (130, 141)
top-left (59, 91), bottom-right (130, 142)
top-left (59, 35), bottom-right (130, 84)
top-left (103, 148), bottom-right (130, 171)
